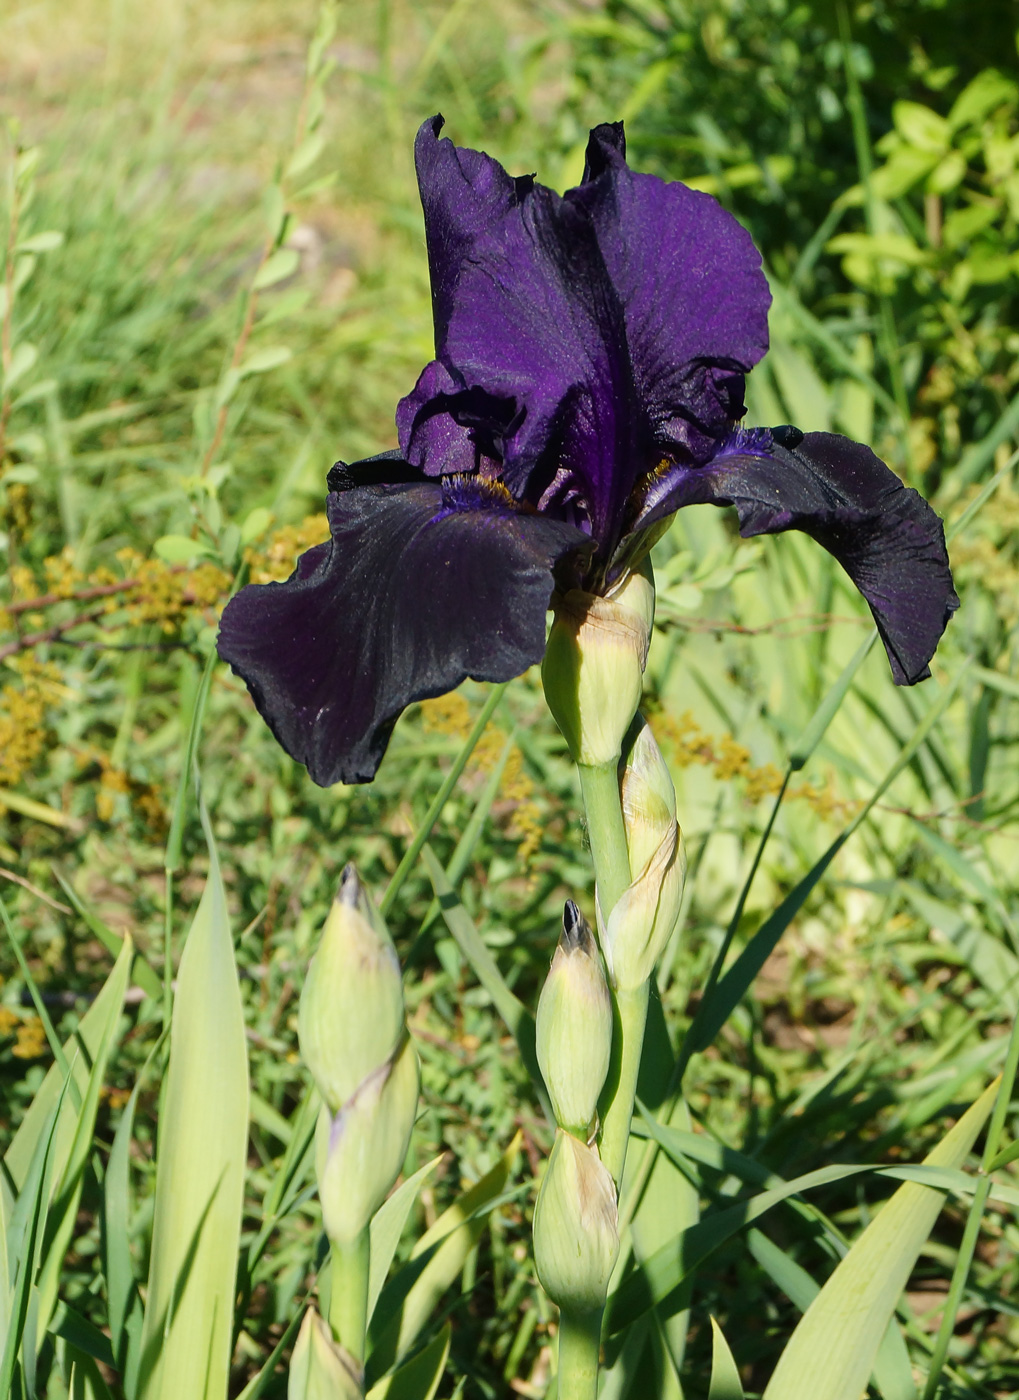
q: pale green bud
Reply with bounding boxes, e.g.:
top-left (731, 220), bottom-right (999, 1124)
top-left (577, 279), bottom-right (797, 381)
top-left (536, 903), bottom-right (613, 1136)
top-left (288, 1307), bottom-right (363, 1400)
top-left (299, 865), bottom-right (405, 1114)
top-left (600, 721), bottom-right (686, 990)
top-left (533, 1130), bottom-right (619, 1315)
top-left (317, 1032), bottom-right (419, 1244)
top-left (541, 565), bottom-right (655, 767)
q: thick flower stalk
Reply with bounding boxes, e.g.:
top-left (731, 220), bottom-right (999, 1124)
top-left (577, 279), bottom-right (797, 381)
top-left (297, 866), bottom-right (419, 1370)
top-left (533, 904), bottom-right (618, 1400)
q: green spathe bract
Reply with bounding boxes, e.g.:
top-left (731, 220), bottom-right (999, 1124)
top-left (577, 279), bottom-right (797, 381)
top-left (536, 904), bottom-right (613, 1137)
top-left (299, 866), bottom-right (405, 1115)
top-left (289, 1308), bottom-right (363, 1400)
top-left (138, 830), bottom-right (249, 1400)
top-left (600, 720), bottom-right (686, 991)
top-left (317, 1034), bottom-right (420, 1246)
top-left (533, 1130), bottom-right (619, 1316)
top-left (541, 566), bottom-right (654, 767)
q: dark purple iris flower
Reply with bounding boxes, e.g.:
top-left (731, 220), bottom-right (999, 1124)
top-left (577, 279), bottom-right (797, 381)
top-left (218, 116), bottom-right (958, 787)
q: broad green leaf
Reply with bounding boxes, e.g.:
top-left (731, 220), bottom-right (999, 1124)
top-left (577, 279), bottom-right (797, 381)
top-left (948, 69), bottom-right (1018, 130)
top-left (240, 506), bottom-right (273, 545)
top-left (762, 1080), bottom-right (997, 1400)
top-left (3, 341), bottom-right (38, 392)
top-left (154, 534), bottom-right (214, 564)
top-left (240, 344), bottom-right (293, 375)
top-left (3, 937), bottom-right (138, 1199)
top-left (366, 1323), bottom-right (450, 1400)
top-left (253, 250), bottom-right (299, 290)
top-left (708, 1319), bottom-right (744, 1400)
top-left (286, 132), bottom-right (326, 180)
top-left (137, 822), bottom-right (249, 1400)
top-left (892, 101), bottom-right (949, 151)
top-left (0, 1093), bottom-right (65, 1398)
top-left (35, 936), bottom-right (133, 1344)
top-left (368, 1156), bottom-right (444, 1325)
top-left (17, 230), bottom-right (64, 253)
top-left (0, 1184), bottom-right (8, 1364)
top-left (368, 1134), bottom-right (521, 1383)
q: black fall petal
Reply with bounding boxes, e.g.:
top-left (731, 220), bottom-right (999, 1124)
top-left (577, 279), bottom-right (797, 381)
top-left (217, 480), bottom-right (590, 785)
top-left (637, 429), bottom-right (958, 684)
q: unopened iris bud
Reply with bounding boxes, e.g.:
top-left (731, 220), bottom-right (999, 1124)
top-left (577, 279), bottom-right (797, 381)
top-left (536, 903), bottom-right (612, 1136)
top-left (533, 1130), bottom-right (619, 1315)
top-left (288, 1307), bottom-right (363, 1400)
top-left (317, 1033), bottom-right (419, 1244)
top-left (541, 564), bottom-right (655, 767)
top-left (299, 865), bottom-right (405, 1114)
top-left (601, 720), bottom-right (686, 990)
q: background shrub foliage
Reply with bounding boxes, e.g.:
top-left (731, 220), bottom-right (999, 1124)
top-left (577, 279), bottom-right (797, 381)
top-left (1, 0), bottom-right (1018, 1394)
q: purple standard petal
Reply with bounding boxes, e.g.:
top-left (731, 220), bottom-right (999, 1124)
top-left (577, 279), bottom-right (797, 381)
top-left (414, 115), bottom-right (528, 356)
top-left (439, 182), bottom-right (647, 551)
top-left (637, 427), bottom-right (958, 684)
top-left (567, 125), bottom-right (771, 462)
top-left (217, 478), bottom-right (590, 785)
top-left (396, 359), bottom-right (518, 478)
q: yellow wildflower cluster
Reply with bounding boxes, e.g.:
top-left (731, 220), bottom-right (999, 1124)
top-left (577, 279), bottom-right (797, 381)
top-left (421, 693), bottom-right (543, 862)
top-left (0, 655), bottom-right (64, 787)
top-left (12, 1016), bottom-right (48, 1060)
top-left (44, 546), bottom-right (83, 598)
top-left (650, 707), bottom-right (857, 822)
top-left (1, 481), bottom-right (33, 537)
top-left (84, 749), bottom-right (166, 831)
top-left (244, 514), bottom-right (330, 584)
top-left (113, 550), bottom-right (230, 631)
top-left (0, 1004), bottom-right (48, 1060)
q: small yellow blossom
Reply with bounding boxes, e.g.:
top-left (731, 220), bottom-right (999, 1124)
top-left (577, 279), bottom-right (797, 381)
top-left (245, 514), bottom-right (329, 585)
top-left (12, 1017), bottom-right (48, 1060)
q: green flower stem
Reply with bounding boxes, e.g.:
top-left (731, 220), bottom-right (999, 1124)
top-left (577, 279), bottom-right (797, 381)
top-left (557, 1310), bottom-right (602, 1400)
top-left (328, 1229), bottom-right (370, 1365)
top-left (577, 761), bottom-right (631, 913)
top-left (599, 980), bottom-right (650, 1188)
top-left (577, 759), bottom-right (649, 1191)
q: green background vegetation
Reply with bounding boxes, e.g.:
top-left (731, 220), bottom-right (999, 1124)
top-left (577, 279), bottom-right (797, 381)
top-left (1, 0), bottom-right (1018, 1394)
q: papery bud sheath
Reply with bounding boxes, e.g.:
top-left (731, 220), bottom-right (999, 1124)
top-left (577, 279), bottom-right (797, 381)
top-left (299, 865), bottom-right (405, 1114)
top-left (536, 902), bottom-right (613, 1136)
top-left (541, 565), bottom-right (655, 766)
top-left (533, 1130), bottom-right (619, 1315)
top-left (317, 1033), bottom-right (419, 1244)
top-left (288, 1307), bottom-right (363, 1400)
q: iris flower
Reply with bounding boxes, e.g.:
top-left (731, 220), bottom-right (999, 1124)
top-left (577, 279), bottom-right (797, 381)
top-left (218, 117), bottom-right (957, 786)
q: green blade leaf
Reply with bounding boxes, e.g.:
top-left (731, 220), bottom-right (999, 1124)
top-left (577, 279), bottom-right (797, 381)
top-left (762, 1079), bottom-right (998, 1400)
top-left (367, 1135), bottom-right (521, 1384)
top-left (368, 1155), bottom-right (445, 1326)
top-left (366, 1323), bottom-right (451, 1400)
top-left (708, 1318), bottom-right (744, 1400)
top-left (34, 936), bottom-right (133, 1346)
top-left (137, 812), bottom-right (250, 1400)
